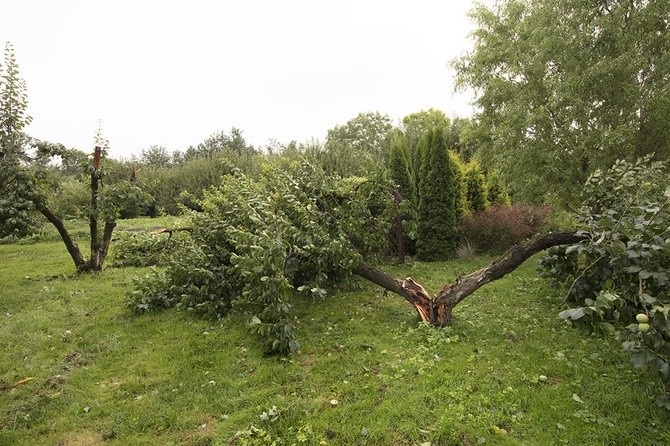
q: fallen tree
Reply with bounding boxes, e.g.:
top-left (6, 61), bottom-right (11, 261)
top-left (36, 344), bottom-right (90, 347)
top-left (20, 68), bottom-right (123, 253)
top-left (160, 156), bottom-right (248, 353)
top-left (353, 231), bottom-right (585, 325)
top-left (126, 156), bottom-right (669, 412)
top-left (126, 161), bottom-right (585, 354)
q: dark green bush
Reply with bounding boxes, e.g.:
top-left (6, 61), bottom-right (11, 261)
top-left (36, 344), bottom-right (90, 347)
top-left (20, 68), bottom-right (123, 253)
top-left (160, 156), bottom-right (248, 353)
top-left (416, 129), bottom-right (466, 260)
top-left (464, 161), bottom-right (488, 212)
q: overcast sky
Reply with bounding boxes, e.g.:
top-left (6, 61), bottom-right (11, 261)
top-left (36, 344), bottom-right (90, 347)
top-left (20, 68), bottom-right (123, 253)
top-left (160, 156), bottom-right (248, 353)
top-left (1, 0), bottom-right (492, 159)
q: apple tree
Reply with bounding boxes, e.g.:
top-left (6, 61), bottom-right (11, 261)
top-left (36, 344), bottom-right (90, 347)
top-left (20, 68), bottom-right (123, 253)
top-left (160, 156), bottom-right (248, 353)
top-left (540, 158), bottom-right (670, 408)
top-left (128, 158), bottom-right (583, 352)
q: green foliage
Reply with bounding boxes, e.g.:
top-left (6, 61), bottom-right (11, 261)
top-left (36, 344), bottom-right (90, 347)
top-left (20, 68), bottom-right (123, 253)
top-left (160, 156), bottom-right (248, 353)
top-left (486, 171), bottom-right (511, 206)
top-left (402, 108), bottom-right (450, 182)
top-left (139, 144), bottom-right (171, 167)
top-left (183, 127), bottom-right (256, 161)
top-left (324, 111), bottom-right (394, 176)
top-left (387, 131), bottom-right (414, 201)
top-left (129, 161), bottom-right (395, 354)
top-left (0, 42), bottom-right (37, 239)
top-left (449, 117), bottom-right (480, 161)
top-left (98, 180), bottom-right (148, 221)
top-left (93, 120), bottom-right (110, 156)
top-left (388, 131), bottom-right (418, 257)
top-left (138, 148), bottom-right (261, 216)
top-left (111, 230), bottom-right (192, 267)
top-left (455, 0), bottom-right (670, 205)
top-left (416, 129), bottom-right (466, 260)
top-left (0, 42), bottom-right (31, 154)
top-left (464, 160), bottom-right (488, 212)
top-left (0, 168), bottom-right (41, 239)
top-left (45, 179), bottom-right (89, 219)
top-left (402, 108), bottom-right (449, 147)
top-left (128, 128), bottom-right (261, 217)
top-left (540, 158), bottom-right (670, 404)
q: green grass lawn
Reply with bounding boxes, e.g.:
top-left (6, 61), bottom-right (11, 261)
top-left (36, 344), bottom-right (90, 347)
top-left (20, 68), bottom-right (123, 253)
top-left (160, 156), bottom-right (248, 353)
top-left (1, 235), bottom-right (669, 445)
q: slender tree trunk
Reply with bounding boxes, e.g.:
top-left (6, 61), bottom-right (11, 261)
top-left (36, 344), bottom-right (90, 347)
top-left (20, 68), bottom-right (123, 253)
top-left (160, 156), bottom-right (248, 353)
top-left (89, 146), bottom-right (104, 271)
top-left (36, 203), bottom-right (89, 272)
top-left (354, 231), bottom-right (586, 325)
top-left (99, 220), bottom-right (116, 265)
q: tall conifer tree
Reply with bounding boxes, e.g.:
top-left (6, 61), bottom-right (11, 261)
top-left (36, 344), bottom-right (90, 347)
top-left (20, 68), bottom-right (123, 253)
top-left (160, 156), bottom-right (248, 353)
top-left (464, 161), bottom-right (488, 212)
top-left (388, 131), bottom-right (414, 201)
top-left (416, 128), bottom-right (465, 260)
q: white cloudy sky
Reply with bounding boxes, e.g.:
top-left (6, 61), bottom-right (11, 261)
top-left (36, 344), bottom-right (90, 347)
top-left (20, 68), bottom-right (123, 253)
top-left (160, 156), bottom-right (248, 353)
top-left (1, 0), bottom-right (492, 159)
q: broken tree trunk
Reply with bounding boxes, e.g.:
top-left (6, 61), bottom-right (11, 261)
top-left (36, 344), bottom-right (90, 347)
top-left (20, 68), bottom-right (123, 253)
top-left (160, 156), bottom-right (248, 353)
top-left (88, 146), bottom-right (117, 271)
top-left (89, 146), bottom-right (103, 271)
top-left (353, 231), bottom-right (586, 326)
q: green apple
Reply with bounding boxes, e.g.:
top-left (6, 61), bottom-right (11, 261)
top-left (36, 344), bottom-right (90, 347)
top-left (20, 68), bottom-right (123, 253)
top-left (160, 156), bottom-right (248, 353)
top-left (638, 323), bottom-right (651, 333)
top-left (636, 313), bottom-right (649, 323)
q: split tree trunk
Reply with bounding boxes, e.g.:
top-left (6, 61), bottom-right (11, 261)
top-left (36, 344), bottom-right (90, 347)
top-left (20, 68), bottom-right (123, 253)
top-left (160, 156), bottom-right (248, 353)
top-left (37, 146), bottom-right (117, 272)
top-left (353, 231), bottom-right (586, 325)
top-left (88, 146), bottom-right (116, 271)
top-left (89, 146), bottom-right (102, 270)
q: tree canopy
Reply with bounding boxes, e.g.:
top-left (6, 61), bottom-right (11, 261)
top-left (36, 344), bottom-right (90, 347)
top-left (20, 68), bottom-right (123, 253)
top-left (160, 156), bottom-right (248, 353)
top-left (455, 0), bottom-right (670, 205)
top-left (324, 111), bottom-right (394, 175)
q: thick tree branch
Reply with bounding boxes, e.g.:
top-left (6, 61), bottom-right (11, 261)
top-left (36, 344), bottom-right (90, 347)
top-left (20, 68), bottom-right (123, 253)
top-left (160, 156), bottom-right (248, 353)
top-left (90, 149), bottom-right (101, 269)
top-left (352, 262), bottom-right (412, 301)
top-left (353, 261), bottom-right (435, 322)
top-left (433, 231), bottom-right (586, 306)
top-left (37, 203), bottom-right (88, 271)
top-left (353, 231), bottom-right (587, 325)
top-left (99, 220), bottom-right (117, 265)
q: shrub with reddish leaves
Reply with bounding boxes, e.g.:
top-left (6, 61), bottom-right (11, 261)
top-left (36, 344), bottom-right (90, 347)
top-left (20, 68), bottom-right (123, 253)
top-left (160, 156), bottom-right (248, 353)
top-left (459, 205), bottom-right (551, 254)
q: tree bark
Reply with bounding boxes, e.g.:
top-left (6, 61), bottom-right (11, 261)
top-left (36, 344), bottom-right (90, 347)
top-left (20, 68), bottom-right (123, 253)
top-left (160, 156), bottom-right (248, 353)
top-left (98, 220), bottom-right (116, 267)
top-left (90, 147), bottom-right (102, 270)
top-left (37, 203), bottom-right (89, 272)
top-left (353, 231), bottom-right (586, 326)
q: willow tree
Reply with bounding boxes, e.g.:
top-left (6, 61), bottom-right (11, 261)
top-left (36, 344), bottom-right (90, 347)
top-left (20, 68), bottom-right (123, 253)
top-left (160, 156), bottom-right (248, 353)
top-left (455, 0), bottom-right (670, 205)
